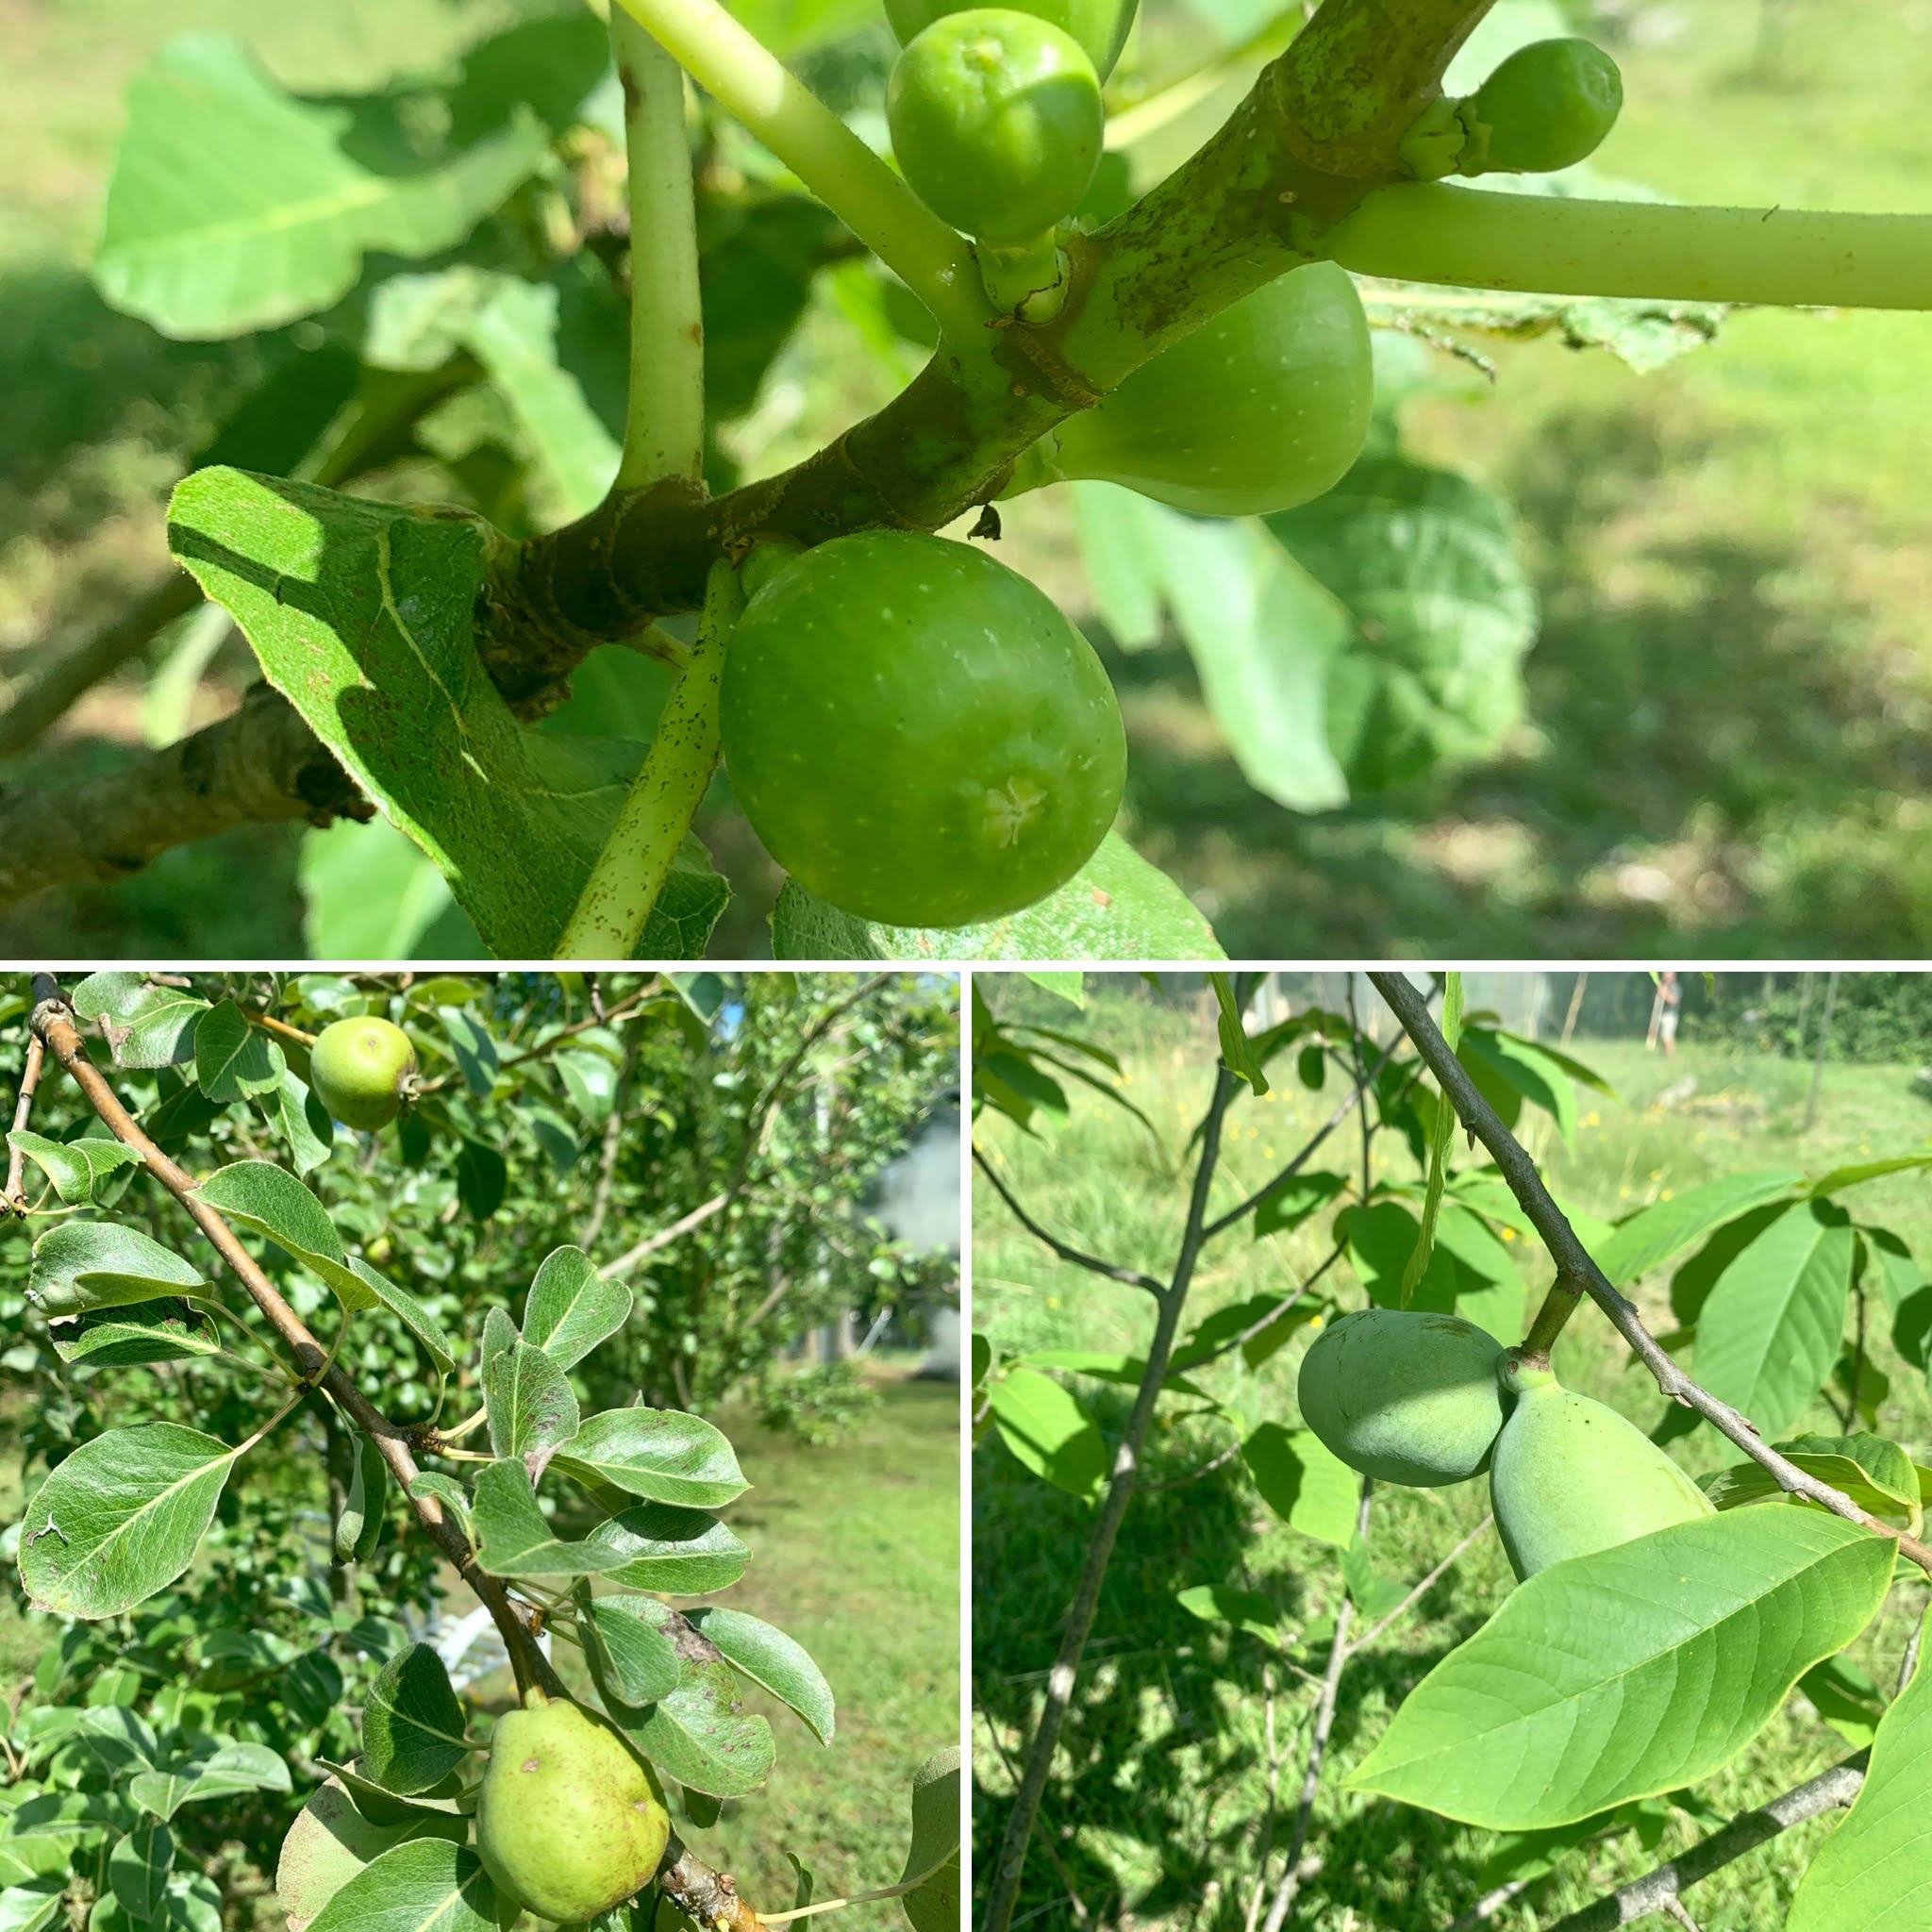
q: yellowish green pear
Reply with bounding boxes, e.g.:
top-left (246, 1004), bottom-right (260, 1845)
top-left (1297, 1307), bottom-right (1507, 1487)
top-left (1490, 1357), bottom-right (1713, 1581)
top-left (475, 1690), bottom-right (670, 1922)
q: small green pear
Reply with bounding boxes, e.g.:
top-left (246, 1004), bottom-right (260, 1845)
top-left (1490, 1357), bottom-right (1713, 1581)
top-left (475, 1691), bottom-right (670, 1923)
top-left (308, 1017), bottom-right (416, 1132)
top-left (1297, 1307), bottom-right (1507, 1487)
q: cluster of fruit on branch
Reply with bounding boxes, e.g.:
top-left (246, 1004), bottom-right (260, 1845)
top-left (714, 26), bottom-right (1626, 933)
top-left (1300, 1307), bottom-right (1709, 1580)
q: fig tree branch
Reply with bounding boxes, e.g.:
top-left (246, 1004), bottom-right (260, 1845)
top-left (980, 1058), bottom-right (1242, 1932)
top-left (1368, 969), bottom-right (1932, 1577)
top-left (1543, 1754), bottom-right (1868, 1932)
top-left (0, 684), bottom-right (366, 908)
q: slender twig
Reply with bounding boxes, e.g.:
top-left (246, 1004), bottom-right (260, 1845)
top-left (1257, 1482), bottom-right (1373, 1932)
top-left (1368, 970), bottom-right (1932, 1578)
top-left (1444, 1875), bottom-right (1539, 1930)
top-left (980, 1061), bottom-right (1243, 1932)
top-left (1542, 1757), bottom-right (1868, 1932)
top-left (4, 1033), bottom-right (47, 1213)
top-left (1344, 1514), bottom-right (1491, 1657)
top-left (1177, 1241), bottom-right (1346, 1376)
top-left (975, 1148), bottom-right (1168, 1297)
top-left (604, 1191), bottom-right (731, 1276)
top-left (1202, 1030), bottom-right (1407, 1241)
top-left (30, 978), bottom-right (558, 1695)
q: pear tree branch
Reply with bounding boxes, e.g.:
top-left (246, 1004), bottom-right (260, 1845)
top-left (1366, 970), bottom-right (1932, 1577)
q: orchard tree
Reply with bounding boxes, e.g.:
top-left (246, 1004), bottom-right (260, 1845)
top-left (5, 1), bottom-right (1930, 958)
top-left (973, 972), bottom-right (1930, 1930)
top-left (0, 971), bottom-right (960, 1932)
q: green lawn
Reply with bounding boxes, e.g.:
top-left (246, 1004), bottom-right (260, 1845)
top-left (972, 979), bottom-right (1932, 1932)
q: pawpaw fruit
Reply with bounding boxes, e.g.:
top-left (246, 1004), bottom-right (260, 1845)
top-left (1489, 1358), bottom-right (1712, 1580)
top-left (475, 1690), bottom-right (670, 1923)
top-left (1296, 1307), bottom-right (1507, 1487)
top-left (308, 1016), bottom-right (416, 1132)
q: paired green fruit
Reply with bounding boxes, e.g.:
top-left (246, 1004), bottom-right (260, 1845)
top-left (1297, 1307), bottom-right (1507, 1487)
top-left (720, 531), bottom-right (1126, 929)
top-left (1009, 263), bottom-right (1374, 516)
top-left (1459, 38), bottom-right (1624, 175)
top-left (475, 1691), bottom-right (670, 1923)
top-left (1489, 1359), bottom-right (1712, 1581)
top-left (887, 9), bottom-right (1104, 243)
top-left (308, 1016), bottom-right (416, 1131)
top-left (885, 0), bottom-right (1136, 79)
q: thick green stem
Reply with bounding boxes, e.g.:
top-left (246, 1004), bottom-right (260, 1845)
top-left (1332, 183), bottom-right (1932, 309)
top-left (608, 0), bottom-right (986, 341)
top-left (612, 11), bottom-right (706, 491)
top-left (555, 558), bottom-right (743, 958)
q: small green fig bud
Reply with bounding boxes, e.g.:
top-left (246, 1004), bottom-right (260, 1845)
top-left (308, 1016), bottom-right (416, 1132)
top-left (1489, 1359), bottom-right (1713, 1581)
top-left (1296, 1307), bottom-right (1507, 1487)
top-left (475, 1692), bottom-right (670, 1923)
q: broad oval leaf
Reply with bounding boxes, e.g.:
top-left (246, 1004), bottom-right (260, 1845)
top-left (72, 975), bottom-right (208, 1069)
top-left (18, 1424), bottom-right (236, 1618)
top-left (483, 1341), bottom-right (580, 1464)
top-left (131, 1742), bottom-right (291, 1822)
top-left (275, 1776), bottom-right (467, 1932)
top-left (1786, 1641), bottom-right (1932, 1932)
top-left (580, 1504), bottom-right (751, 1594)
top-left (52, 1302), bottom-right (222, 1370)
top-left (551, 1407), bottom-right (746, 1509)
top-left (108, 1816), bottom-right (175, 1922)
top-left (1243, 1422), bottom-right (1359, 1548)
top-left (613, 1657), bottom-right (774, 1798)
top-left (1349, 1508), bottom-right (1894, 1828)
top-left (986, 1369), bottom-right (1107, 1504)
top-left (193, 999), bottom-right (283, 1102)
top-left (582, 1595), bottom-right (681, 1707)
top-left (347, 1258), bottom-right (456, 1374)
top-left (29, 1223), bottom-right (206, 1318)
top-left (1593, 1171), bottom-right (1803, 1288)
top-left (193, 1161), bottom-right (377, 1311)
top-left (7, 1133), bottom-right (141, 1207)
top-left (690, 1607), bottom-right (835, 1745)
top-left (304, 1835), bottom-right (501, 1932)
top-left (468, 1459), bottom-right (627, 1580)
top-left (522, 1247), bottom-right (631, 1372)
top-left (897, 1746), bottom-right (962, 1932)
top-left (360, 1646), bottom-right (471, 1798)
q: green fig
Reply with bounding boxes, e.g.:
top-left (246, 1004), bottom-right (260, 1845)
top-left (1296, 1307), bottom-right (1507, 1487)
top-left (308, 1016), bottom-right (416, 1131)
top-left (475, 1691), bottom-right (670, 1922)
top-left (1489, 1358), bottom-right (1713, 1581)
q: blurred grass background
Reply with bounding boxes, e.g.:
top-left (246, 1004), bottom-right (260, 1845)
top-left (4, 0), bottom-right (1932, 954)
top-left (972, 972), bottom-right (1932, 1932)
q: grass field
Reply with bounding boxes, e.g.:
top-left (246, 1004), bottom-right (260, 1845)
top-left (0, 1369), bottom-right (959, 1932)
top-left (972, 977), bottom-right (1932, 1932)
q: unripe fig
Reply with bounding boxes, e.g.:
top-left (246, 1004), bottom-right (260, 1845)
top-left (308, 1016), bottom-right (416, 1131)
top-left (1459, 38), bottom-right (1624, 175)
top-left (475, 1691), bottom-right (670, 1923)
top-left (1489, 1358), bottom-right (1712, 1581)
top-left (1296, 1308), bottom-right (1507, 1487)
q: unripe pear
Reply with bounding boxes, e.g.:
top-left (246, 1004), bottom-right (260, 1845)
top-left (1489, 1358), bottom-right (1712, 1581)
top-left (475, 1691), bottom-right (670, 1924)
top-left (308, 1017), bottom-right (416, 1131)
top-left (1296, 1308), bottom-right (1507, 1487)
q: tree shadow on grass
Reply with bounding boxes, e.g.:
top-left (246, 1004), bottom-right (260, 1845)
top-left (973, 1391), bottom-right (1506, 1932)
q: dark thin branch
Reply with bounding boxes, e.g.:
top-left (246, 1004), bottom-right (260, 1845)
top-left (1543, 1757), bottom-right (1868, 1932)
top-left (0, 684), bottom-right (366, 908)
top-left (0, 572), bottom-right (202, 759)
top-left (1257, 1482), bottom-right (1374, 1932)
top-left (980, 1062), bottom-right (1243, 1932)
top-left (4, 1029), bottom-right (47, 1213)
top-left (1368, 970), bottom-right (1932, 1578)
top-left (974, 1147), bottom-right (1168, 1297)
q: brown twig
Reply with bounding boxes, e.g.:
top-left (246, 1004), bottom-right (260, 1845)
top-left (974, 1147), bottom-right (1168, 1296)
top-left (1368, 970), bottom-right (1932, 1578)
top-left (980, 1060), bottom-right (1243, 1932)
top-left (4, 1030), bottom-right (47, 1213)
top-left (1257, 1482), bottom-right (1374, 1932)
top-left (1344, 1513), bottom-right (1492, 1657)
